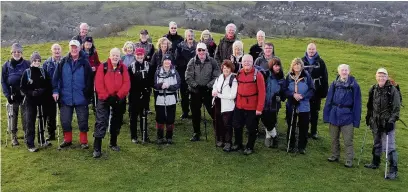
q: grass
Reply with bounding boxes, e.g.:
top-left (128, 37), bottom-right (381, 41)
top-left (1, 25), bottom-right (408, 191)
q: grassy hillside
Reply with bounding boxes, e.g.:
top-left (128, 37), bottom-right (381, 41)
top-left (1, 25), bottom-right (408, 191)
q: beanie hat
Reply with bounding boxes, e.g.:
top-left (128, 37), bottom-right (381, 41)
top-left (30, 51), bottom-right (41, 62)
top-left (162, 54), bottom-right (173, 63)
top-left (11, 43), bottom-right (23, 53)
top-left (85, 36), bottom-right (93, 43)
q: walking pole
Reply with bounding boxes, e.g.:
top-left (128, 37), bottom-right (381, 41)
top-left (38, 105), bottom-right (43, 147)
top-left (203, 102), bottom-right (208, 141)
top-left (385, 133), bottom-right (389, 179)
top-left (357, 125), bottom-right (370, 166)
top-left (56, 102), bottom-right (60, 145)
top-left (106, 106), bottom-right (112, 158)
top-left (287, 105), bottom-right (296, 153)
top-left (142, 108), bottom-right (146, 144)
top-left (6, 103), bottom-right (14, 147)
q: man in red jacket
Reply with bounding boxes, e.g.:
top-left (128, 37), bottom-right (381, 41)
top-left (93, 48), bottom-right (130, 158)
top-left (232, 54), bottom-right (265, 155)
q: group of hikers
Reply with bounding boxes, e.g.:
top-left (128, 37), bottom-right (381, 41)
top-left (2, 21), bottom-right (402, 180)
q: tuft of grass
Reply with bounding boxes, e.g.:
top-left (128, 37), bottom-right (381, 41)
top-left (1, 25), bottom-right (408, 191)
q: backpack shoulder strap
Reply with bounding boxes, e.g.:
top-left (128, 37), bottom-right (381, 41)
top-left (40, 68), bottom-right (45, 79)
top-left (229, 74), bottom-right (236, 88)
top-left (103, 62), bottom-right (108, 74)
top-left (27, 68), bottom-right (31, 80)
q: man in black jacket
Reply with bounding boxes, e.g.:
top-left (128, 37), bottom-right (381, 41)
top-left (163, 21), bottom-right (184, 55)
top-left (135, 29), bottom-right (155, 62)
top-left (301, 43), bottom-right (328, 139)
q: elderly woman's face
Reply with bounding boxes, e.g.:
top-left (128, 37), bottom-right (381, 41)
top-left (126, 45), bottom-right (134, 55)
top-left (234, 47), bottom-right (242, 55)
top-left (202, 34), bottom-right (210, 40)
top-left (222, 65), bottom-right (232, 76)
top-left (170, 24), bottom-right (177, 34)
top-left (257, 34), bottom-right (265, 43)
top-left (242, 56), bottom-right (253, 70)
top-left (31, 59), bottom-right (41, 67)
top-left (160, 42), bottom-right (168, 51)
top-left (293, 63), bottom-right (302, 72)
top-left (110, 51), bottom-right (121, 64)
top-left (227, 27), bottom-right (235, 36)
top-left (338, 67), bottom-right (350, 79)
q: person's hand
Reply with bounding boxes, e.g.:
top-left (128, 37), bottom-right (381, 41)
top-left (53, 93), bottom-right (59, 102)
top-left (275, 96), bottom-right (281, 102)
top-left (386, 122), bottom-right (394, 133)
top-left (294, 93), bottom-right (303, 101)
top-left (256, 110), bottom-right (262, 115)
top-left (92, 67), bottom-right (96, 72)
top-left (212, 91), bottom-right (218, 97)
top-left (162, 83), bottom-right (169, 89)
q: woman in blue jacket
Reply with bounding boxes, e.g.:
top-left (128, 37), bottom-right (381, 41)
top-left (323, 64), bottom-right (361, 168)
top-left (284, 58), bottom-right (315, 154)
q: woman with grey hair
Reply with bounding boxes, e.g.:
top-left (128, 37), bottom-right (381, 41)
top-left (323, 64), bottom-right (361, 168)
top-left (215, 23), bottom-right (239, 64)
top-left (200, 30), bottom-right (217, 58)
top-left (229, 40), bottom-right (244, 73)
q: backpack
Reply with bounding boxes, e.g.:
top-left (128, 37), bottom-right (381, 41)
top-left (368, 83), bottom-right (403, 123)
top-left (236, 67), bottom-right (259, 85)
top-left (26, 67), bottom-right (46, 84)
top-left (103, 62), bottom-right (123, 75)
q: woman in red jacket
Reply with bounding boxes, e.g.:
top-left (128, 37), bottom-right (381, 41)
top-left (93, 48), bottom-right (130, 158)
top-left (83, 37), bottom-right (101, 111)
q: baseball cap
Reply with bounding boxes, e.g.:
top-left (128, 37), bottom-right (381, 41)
top-left (140, 29), bottom-right (148, 35)
top-left (135, 48), bottom-right (145, 55)
top-left (376, 68), bottom-right (388, 75)
top-left (197, 42), bottom-right (207, 50)
top-left (69, 40), bottom-right (80, 47)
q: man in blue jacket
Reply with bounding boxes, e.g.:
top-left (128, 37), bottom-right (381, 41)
top-left (42, 43), bottom-right (62, 141)
top-left (52, 40), bottom-right (93, 149)
top-left (323, 64), bottom-right (362, 168)
top-left (1, 43), bottom-right (30, 146)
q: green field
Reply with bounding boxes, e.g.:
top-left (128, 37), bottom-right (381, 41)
top-left (1, 25), bottom-right (407, 191)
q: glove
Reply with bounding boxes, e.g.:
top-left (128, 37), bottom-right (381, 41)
top-left (107, 95), bottom-right (118, 105)
top-left (275, 96), bottom-right (281, 102)
top-left (386, 122), bottom-right (394, 133)
top-left (6, 95), bottom-right (13, 104)
top-left (365, 116), bottom-right (371, 126)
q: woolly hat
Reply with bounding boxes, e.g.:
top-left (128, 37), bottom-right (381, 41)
top-left (162, 54), bottom-right (173, 63)
top-left (30, 51), bottom-right (41, 62)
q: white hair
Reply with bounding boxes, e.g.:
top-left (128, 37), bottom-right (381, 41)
top-left (337, 64), bottom-right (350, 73)
top-left (122, 41), bottom-right (134, 54)
top-left (184, 29), bottom-right (194, 38)
top-left (80, 23), bottom-right (89, 29)
top-left (169, 21), bottom-right (177, 28)
top-left (257, 30), bottom-right (265, 37)
top-left (51, 43), bottom-right (61, 50)
top-left (232, 41), bottom-right (243, 56)
top-left (110, 48), bottom-right (121, 56)
top-left (225, 23), bottom-right (237, 33)
top-left (242, 54), bottom-right (253, 62)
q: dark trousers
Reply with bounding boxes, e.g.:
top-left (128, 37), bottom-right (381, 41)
top-left (156, 105), bottom-right (176, 124)
top-left (9, 97), bottom-right (26, 135)
top-left (286, 109), bottom-right (309, 150)
top-left (94, 99), bottom-right (126, 145)
top-left (60, 104), bottom-right (89, 133)
top-left (309, 98), bottom-right (321, 135)
top-left (261, 110), bottom-right (278, 132)
top-left (233, 108), bottom-right (258, 150)
top-left (213, 98), bottom-right (233, 143)
top-left (178, 67), bottom-right (190, 115)
top-left (129, 93), bottom-right (149, 140)
top-left (43, 95), bottom-right (56, 136)
top-left (24, 101), bottom-right (45, 147)
top-left (190, 88), bottom-right (213, 135)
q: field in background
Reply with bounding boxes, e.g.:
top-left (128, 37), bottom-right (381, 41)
top-left (1, 25), bottom-right (407, 191)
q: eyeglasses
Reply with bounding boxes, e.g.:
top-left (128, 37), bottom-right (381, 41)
top-left (12, 51), bottom-right (22, 54)
top-left (197, 49), bottom-right (206, 52)
top-left (171, 27), bottom-right (177, 29)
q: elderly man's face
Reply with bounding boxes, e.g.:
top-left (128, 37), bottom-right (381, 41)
top-left (186, 32), bottom-right (194, 42)
top-left (376, 73), bottom-right (388, 86)
top-left (227, 26), bottom-right (235, 36)
top-left (307, 44), bottom-right (317, 57)
top-left (80, 26), bottom-right (88, 36)
top-left (197, 48), bottom-right (207, 59)
top-left (242, 56), bottom-right (253, 71)
top-left (136, 54), bottom-right (144, 62)
top-left (110, 51), bottom-right (121, 64)
top-left (52, 45), bottom-right (61, 58)
top-left (11, 50), bottom-right (22, 60)
top-left (70, 45), bottom-right (79, 58)
top-left (338, 67), bottom-right (350, 79)
top-left (170, 24), bottom-right (177, 35)
top-left (163, 59), bottom-right (172, 68)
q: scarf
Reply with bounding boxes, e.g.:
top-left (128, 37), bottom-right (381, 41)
top-left (305, 52), bottom-right (319, 65)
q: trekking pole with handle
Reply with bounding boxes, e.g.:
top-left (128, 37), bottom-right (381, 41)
top-left (106, 106), bottom-right (112, 158)
top-left (37, 105), bottom-right (44, 147)
top-left (142, 108), bottom-right (147, 144)
top-left (6, 103), bottom-right (14, 147)
top-left (203, 102), bottom-right (208, 141)
top-left (385, 133), bottom-right (389, 179)
top-left (357, 125), bottom-right (370, 166)
top-left (287, 105), bottom-right (296, 153)
top-left (56, 102), bottom-right (60, 146)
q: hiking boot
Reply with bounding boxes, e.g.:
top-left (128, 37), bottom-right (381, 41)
top-left (271, 137), bottom-right (279, 148)
top-left (180, 113), bottom-right (189, 119)
top-left (190, 134), bottom-right (200, 142)
top-left (93, 150), bottom-right (102, 158)
top-left (131, 138), bottom-right (139, 144)
top-left (166, 138), bottom-right (173, 145)
top-left (327, 156), bottom-right (339, 162)
top-left (386, 151), bottom-right (398, 180)
top-left (299, 149), bottom-right (306, 155)
top-left (243, 148), bottom-right (253, 155)
top-left (28, 147), bottom-right (39, 152)
top-left (364, 155), bottom-right (380, 169)
top-left (109, 145), bottom-right (120, 152)
top-left (223, 143), bottom-right (232, 152)
top-left (47, 133), bottom-right (56, 141)
top-left (157, 138), bottom-right (165, 145)
top-left (264, 137), bottom-right (272, 148)
top-left (11, 136), bottom-right (19, 146)
top-left (288, 148), bottom-right (297, 153)
top-left (80, 144), bottom-right (89, 149)
top-left (141, 137), bottom-right (150, 144)
top-left (216, 141), bottom-right (224, 148)
top-left (59, 141), bottom-right (72, 149)
top-left (344, 160), bottom-right (353, 168)
top-left (311, 133), bottom-right (318, 140)
top-left (42, 141), bottom-right (52, 147)
top-left (231, 144), bottom-right (243, 151)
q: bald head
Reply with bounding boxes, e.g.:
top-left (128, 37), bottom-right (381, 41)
top-left (51, 43), bottom-right (62, 58)
top-left (307, 43), bottom-right (317, 58)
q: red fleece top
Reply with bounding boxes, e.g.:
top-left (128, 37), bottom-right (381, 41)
top-left (88, 50), bottom-right (101, 68)
top-left (235, 68), bottom-right (265, 111)
top-left (95, 59), bottom-right (130, 100)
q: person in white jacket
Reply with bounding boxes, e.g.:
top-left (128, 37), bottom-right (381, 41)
top-left (212, 60), bottom-right (238, 152)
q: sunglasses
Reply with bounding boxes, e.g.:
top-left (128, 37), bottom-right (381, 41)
top-left (197, 48), bottom-right (206, 52)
